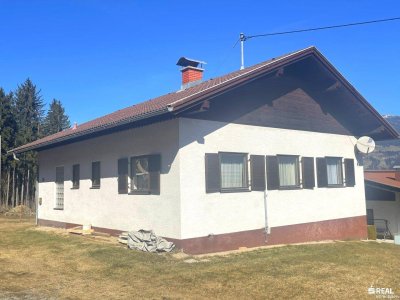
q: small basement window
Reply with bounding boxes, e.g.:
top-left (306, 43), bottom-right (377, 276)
top-left (277, 155), bottom-right (300, 188)
top-left (219, 152), bottom-right (248, 191)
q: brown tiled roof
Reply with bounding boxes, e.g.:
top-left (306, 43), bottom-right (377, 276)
top-left (364, 171), bottom-right (400, 189)
top-left (11, 46), bottom-right (399, 153)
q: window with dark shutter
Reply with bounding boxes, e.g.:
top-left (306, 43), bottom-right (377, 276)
top-left (277, 155), bottom-right (300, 188)
top-left (130, 154), bottom-right (161, 195)
top-left (118, 158), bottom-right (128, 194)
top-left (250, 155), bottom-right (266, 191)
top-left (316, 158), bottom-right (328, 187)
top-left (72, 164), bottom-right (80, 189)
top-left (266, 156), bottom-right (279, 190)
top-left (205, 153), bottom-right (220, 193)
top-left (326, 157), bottom-right (343, 186)
top-left (91, 161), bottom-right (101, 188)
top-left (344, 158), bottom-right (355, 187)
top-left (301, 157), bottom-right (315, 189)
top-left (219, 152), bottom-right (248, 192)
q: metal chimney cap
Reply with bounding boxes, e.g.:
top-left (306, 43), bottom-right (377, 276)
top-left (176, 57), bottom-right (206, 68)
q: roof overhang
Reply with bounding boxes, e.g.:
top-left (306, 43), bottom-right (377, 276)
top-left (10, 46), bottom-right (399, 154)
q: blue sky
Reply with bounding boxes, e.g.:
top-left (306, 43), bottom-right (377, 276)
top-left (1, 1), bottom-right (399, 124)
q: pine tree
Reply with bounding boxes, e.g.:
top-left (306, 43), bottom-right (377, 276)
top-left (14, 79), bottom-right (45, 207)
top-left (0, 89), bottom-right (17, 205)
top-left (43, 99), bottom-right (70, 136)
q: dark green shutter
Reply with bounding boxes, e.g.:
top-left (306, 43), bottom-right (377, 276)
top-left (250, 155), bottom-right (265, 191)
top-left (316, 158), bottom-right (327, 187)
top-left (149, 154), bottom-right (161, 195)
top-left (118, 158), bottom-right (128, 194)
top-left (302, 157), bottom-right (315, 189)
top-left (345, 158), bottom-right (355, 187)
top-left (266, 156), bottom-right (279, 190)
top-left (205, 153), bottom-right (220, 193)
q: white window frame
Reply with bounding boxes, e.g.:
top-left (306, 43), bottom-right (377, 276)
top-left (54, 166), bottom-right (64, 210)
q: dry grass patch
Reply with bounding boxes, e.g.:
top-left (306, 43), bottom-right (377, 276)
top-left (0, 217), bottom-right (399, 299)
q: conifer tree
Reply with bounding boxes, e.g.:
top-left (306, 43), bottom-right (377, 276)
top-left (43, 99), bottom-right (70, 136)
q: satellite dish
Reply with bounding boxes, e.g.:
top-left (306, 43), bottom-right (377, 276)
top-left (356, 136), bottom-right (376, 154)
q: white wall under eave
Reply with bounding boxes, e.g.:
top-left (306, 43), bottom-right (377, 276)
top-left (178, 118), bottom-right (366, 239)
top-left (37, 119), bottom-right (182, 239)
top-left (366, 193), bottom-right (400, 235)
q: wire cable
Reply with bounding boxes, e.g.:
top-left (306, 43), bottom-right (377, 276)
top-left (245, 17), bottom-right (400, 40)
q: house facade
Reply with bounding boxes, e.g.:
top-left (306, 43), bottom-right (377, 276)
top-left (365, 170), bottom-right (400, 237)
top-left (12, 47), bottom-right (399, 254)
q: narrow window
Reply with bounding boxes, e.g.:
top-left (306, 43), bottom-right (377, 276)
top-left (367, 209), bottom-right (374, 225)
top-left (55, 166), bottom-right (64, 209)
top-left (72, 164), bottom-right (80, 189)
top-left (277, 155), bottom-right (300, 188)
top-left (131, 156), bottom-right (150, 193)
top-left (326, 157), bottom-right (343, 186)
top-left (91, 161), bottom-right (101, 188)
top-left (219, 152), bottom-right (248, 191)
top-left (118, 158), bottom-right (129, 194)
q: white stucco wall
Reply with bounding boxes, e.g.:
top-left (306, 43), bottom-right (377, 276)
top-left (366, 194), bottom-right (400, 235)
top-left (38, 119), bottom-right (182, 239)
top-left (178, 118), bottom-right (366, 239)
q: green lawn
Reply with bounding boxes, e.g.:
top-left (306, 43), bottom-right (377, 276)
top-left (0, 217), bottom-right (399, 299)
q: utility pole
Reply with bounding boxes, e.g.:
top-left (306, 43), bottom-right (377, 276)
top-left (240, 33), bottom-right (246, 70)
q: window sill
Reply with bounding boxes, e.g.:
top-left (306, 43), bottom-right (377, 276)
top-left (279, 186), bottom-right (301, 190)
top-left (90, 186), bottom-right (100, 189)
top-left (129, 191), bottom-right (151, 195)
top-left (326, 184), bottom-right (345, 188)
top-left (70, 187), bottom-right (80, 190)
top-left (220, 187), bottom-right (250, 193)
top-left (53, 207), bottom-right (64, 210)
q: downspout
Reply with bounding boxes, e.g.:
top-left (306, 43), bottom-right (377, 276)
top-left (263, 162), bottom-right (270, 242)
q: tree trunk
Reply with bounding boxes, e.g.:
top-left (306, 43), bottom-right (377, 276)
top-left (20, 174), bottom-right (24, 206)
top-left (6, 169), bottom-right (10, 209)
top-left (26, 169), bottom-right (30, 208)
top-left (12, 166), bottom-right (15, 207)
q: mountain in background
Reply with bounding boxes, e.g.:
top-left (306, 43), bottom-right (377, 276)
top-left (363, 115), bottom-right (400, 170)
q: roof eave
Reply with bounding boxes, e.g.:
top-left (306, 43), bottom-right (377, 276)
top-left (9, 107), bottom-right (171, 154)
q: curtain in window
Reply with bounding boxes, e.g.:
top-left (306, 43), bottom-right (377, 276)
top-left (327, 158), bottom-right (342, 185)
top-left (133, 157), bottom-right (150, 191)
top-left (278, 156), bottom-right (297, 186)
top-left (220, 154), bottom-right (245, 188)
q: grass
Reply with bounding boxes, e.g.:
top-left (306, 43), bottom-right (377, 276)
top-left (0, 217), bottom-right (399, 299)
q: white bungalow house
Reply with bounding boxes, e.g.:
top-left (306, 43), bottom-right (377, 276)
top-left (365, 168), bottom-right (400, 238)
top-left (11, 46), bottom-right (399, 254)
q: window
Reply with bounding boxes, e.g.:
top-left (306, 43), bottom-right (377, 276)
top-left (326, 157), bottom-right (343, 185)
top-left (131, 156), bottom-right (150, 193)
top-left (72, 164), bottom-right (80, 189)
top-left (277, 155), bottom-right (300, 188)
top-left (55, 166), bottom-right (64, 209)
top-left (129, 154), bottom-right (161, 194)
top-left (219, 152), bottom-right (248, 190)
top-left (367, 209), bottom-right (374, 225)
top-left (91, 161), bottom-right (101, 188)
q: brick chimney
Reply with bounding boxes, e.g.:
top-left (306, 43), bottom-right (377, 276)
top-left (176, 57), bottom-right (206, 90)
top-left (394, 166), bottom-right (400, 181)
